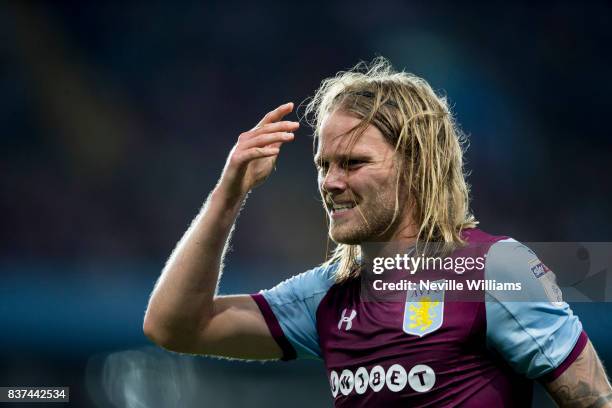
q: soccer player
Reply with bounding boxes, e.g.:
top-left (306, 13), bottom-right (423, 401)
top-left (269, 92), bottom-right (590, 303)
top-left (143, 58), bottom-right (612, 407)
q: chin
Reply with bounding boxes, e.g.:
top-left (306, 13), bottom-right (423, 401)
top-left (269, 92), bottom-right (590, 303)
top-left (329, 226), bottom-right (369, 245)
top-left (330, 236), bottom-right (362, 245)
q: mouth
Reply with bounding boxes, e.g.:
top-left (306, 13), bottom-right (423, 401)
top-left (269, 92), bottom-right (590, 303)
top-left (328, 201), bottom-right (357, 218)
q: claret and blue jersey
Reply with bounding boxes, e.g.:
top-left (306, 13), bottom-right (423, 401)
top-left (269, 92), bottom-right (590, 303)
top-left (251, 229), bottom-right (587, 407)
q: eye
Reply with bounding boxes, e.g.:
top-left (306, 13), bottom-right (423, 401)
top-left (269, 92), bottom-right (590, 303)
top-left (343, 159), bottom-right (365, 169)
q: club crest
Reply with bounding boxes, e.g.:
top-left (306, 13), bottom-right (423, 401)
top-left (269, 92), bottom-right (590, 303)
top-left (403, 280), bottom-right (445, 337)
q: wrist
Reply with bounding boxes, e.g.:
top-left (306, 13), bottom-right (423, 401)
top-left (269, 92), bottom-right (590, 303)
top-left (210, 183), bottom-right (248, 214)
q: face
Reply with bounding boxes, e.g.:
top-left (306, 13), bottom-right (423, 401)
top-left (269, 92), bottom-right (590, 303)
top-left (315, 110), bottom-right (410, 244)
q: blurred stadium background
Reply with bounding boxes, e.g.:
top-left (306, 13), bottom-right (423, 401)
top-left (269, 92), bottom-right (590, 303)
top-left (1, 2), bottom-right (611, 407)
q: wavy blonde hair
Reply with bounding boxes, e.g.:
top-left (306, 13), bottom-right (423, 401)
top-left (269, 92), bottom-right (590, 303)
top-left (303, 57), bottom-right (478, 282)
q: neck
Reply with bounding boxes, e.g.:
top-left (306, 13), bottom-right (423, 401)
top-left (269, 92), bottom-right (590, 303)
top-left (359, 222), bottom-right (418, 263)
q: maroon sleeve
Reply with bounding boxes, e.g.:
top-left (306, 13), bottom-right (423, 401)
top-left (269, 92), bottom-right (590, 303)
top-left (251, 293), bottom-right (297, 361)
top-left (542, 330), bottom-right (589, 382)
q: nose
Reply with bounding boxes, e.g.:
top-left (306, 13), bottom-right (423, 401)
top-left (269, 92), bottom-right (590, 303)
top-left (320, 164), bottom-right (348, 195)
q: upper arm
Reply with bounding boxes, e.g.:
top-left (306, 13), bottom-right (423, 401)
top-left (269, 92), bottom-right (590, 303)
top-left (201, 264), bottom-right (336, 361)
top-left (543, 340), bottom-right (612, 408)
top-left (484, 240), bottom-right (612, 407)
top-left (485, 239), bottom-right (584, 378)
top-left (150, 294), bottom-right (283, 360)
top-left (255, 264), bottom-right (336, 360)
top-left (190, 294), bottom-right (283, 360)
top-left (153, 264), bottom-right (336, 361)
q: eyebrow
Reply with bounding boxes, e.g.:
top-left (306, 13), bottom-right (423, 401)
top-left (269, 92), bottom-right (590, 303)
top-left (313, 153), bottom-right (367, 165)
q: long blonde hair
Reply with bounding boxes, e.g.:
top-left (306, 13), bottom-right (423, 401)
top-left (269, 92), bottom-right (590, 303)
top-left (303, 57), bottom-right (478, 282)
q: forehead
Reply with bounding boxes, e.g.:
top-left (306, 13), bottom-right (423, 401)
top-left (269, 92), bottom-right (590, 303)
top-left (315, 110), bottom-right (391, 160)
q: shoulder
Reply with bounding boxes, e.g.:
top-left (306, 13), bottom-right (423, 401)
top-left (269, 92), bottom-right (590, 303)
top-left (461, 227), bottom-right (510, 244)
top-left (482, 235), bottom-right (566, 302)
top-left (255, 262), bottom-right (339, 360)
top-left (461, 229), bottom-right (536, 279)
top-left (484, 237), bottom-right (533, 274)
top-left (484, 237), bottom-right (559, 296)
top-left (260, 262), bottom-right (338, 306)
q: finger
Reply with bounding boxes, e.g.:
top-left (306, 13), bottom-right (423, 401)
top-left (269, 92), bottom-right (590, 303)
top-left (241, 132), bottom-right (294, 150)
top-left (257, 102), bottom-right (294, 126)
top-left (239, 146), bottom-right (280, 162)
top-left (244, 121), bottom-right (300, 139)
top-left (268, 141), bottom-right (282, 148)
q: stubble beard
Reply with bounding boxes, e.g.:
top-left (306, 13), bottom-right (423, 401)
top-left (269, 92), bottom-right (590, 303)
top-left (328, 189), bottom-right (400, 245)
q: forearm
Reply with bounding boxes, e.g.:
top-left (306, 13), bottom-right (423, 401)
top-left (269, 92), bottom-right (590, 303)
top-left (143, 185), bottom-right (245, 343)
top-left (143, 102), bottom-right (297, 352)
top-left (545, 341), bottom-right (612, 408)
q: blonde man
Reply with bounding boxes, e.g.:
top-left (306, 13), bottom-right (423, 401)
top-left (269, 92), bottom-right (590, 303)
top-left (144, 58), bottom-right (611, 407)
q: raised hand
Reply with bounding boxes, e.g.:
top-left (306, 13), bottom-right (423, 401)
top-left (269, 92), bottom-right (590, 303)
top-left (218, 102), bottom-right (299, 201)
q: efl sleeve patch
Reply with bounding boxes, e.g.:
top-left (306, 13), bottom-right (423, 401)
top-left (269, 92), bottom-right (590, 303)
top-left (528, 258), bottom-right (564, 306)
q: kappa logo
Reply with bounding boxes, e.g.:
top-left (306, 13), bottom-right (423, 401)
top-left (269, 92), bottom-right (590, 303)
top-left (338, 308), bottom-right (357, 331)
top-left (403, 280), bottom-right (445, 337)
